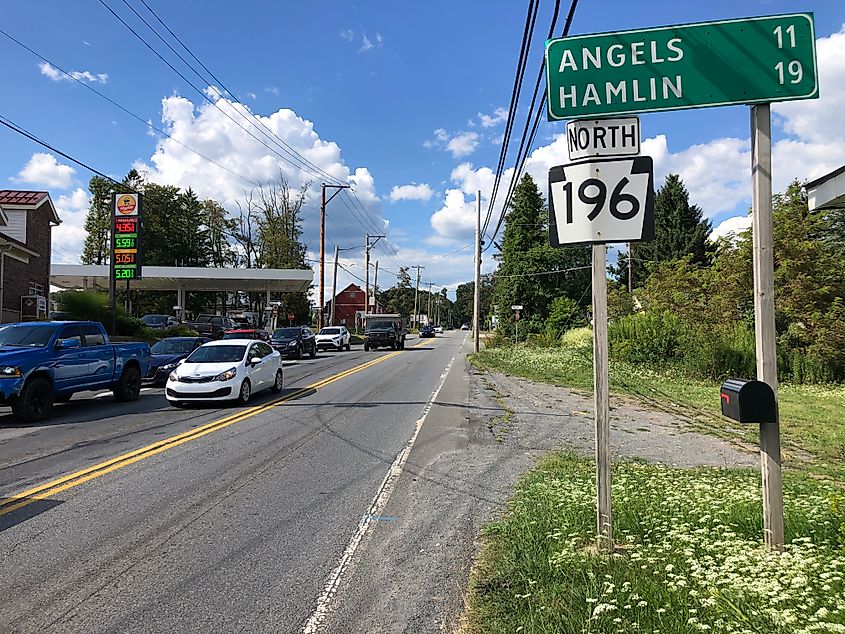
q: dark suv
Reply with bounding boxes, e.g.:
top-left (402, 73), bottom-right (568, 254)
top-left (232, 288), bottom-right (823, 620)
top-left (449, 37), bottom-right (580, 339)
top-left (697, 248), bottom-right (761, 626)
top-left (271, 326), bottom-right (317, 359)
top-left (419, 325), bottom-right (435, 338)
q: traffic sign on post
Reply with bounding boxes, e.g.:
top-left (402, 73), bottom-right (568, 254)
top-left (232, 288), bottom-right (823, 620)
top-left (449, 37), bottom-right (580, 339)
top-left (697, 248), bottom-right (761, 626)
top-left (549, 156), bottom-right (654, 246)
top-left (545, 13), bottom-right (818, 121)
top-left (567, 117), bottom-right (640, 160)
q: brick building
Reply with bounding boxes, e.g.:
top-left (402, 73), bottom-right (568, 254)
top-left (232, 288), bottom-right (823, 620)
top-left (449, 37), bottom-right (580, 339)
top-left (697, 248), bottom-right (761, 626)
top-left (0, 191), bottom-right (61, 323)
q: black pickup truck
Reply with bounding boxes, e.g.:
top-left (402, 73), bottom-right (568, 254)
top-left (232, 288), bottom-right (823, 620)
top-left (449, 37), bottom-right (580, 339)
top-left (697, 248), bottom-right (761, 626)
top-left (363, 314), bottom-right (406, 351)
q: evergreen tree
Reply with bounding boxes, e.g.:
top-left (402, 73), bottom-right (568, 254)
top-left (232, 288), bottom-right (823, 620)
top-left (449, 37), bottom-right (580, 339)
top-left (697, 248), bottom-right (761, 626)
top-left (627, 173), bottom-right (711, 287)
top-left (492, 174), bottom-right (590, 336)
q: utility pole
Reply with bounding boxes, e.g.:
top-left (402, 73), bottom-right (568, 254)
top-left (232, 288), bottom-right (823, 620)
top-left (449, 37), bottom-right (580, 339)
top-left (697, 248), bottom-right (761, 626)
top-left (627, 242), bottom-right (633, 294)
top-left (364, 234), bottom-right (384, 316)
top-left (751, 103), bottom-right (784, 551)
top-left (373, 260), bottom-right (379, 314)
top-left (427, 282), bottom-right (433, 325)
top-left (473, 189), bottom-right (481, 352)
top-left (330, 245), bottom-right (339, 326)
top-left (319, 183), bottom-right (350, 329)
top-left (411, 265), bottom-right (424, 329)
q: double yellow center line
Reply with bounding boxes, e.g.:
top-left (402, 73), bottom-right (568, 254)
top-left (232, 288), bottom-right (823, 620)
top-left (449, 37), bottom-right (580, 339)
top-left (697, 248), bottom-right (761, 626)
top-left (0, 339), bottom-right (430, 519)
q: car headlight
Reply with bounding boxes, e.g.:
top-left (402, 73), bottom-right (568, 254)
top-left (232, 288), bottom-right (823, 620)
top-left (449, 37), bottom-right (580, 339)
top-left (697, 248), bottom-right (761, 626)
top-left (169, 370), bottom-right (180, 382)
top-left (287, 341), bottom-right (297, 347)
top-left (160, 362), bottom-right (177, 371)
top-left (1, 366), bottom-right (22, 378)
top-left (214, 367), bottom-right (238, 382)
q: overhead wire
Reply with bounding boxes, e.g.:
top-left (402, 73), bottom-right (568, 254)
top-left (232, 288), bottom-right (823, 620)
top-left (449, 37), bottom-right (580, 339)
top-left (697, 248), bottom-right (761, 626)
top-left (481, 0), bottom-right (541, 238)
top-left (0, 27), bottom-right (261, 189)
top-left (484, 0), bottom-right (580, 252)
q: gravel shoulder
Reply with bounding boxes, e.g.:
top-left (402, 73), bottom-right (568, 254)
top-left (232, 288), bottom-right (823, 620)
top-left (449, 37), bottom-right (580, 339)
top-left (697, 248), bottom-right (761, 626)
top-left (321, 350), bottom-right (757, 634)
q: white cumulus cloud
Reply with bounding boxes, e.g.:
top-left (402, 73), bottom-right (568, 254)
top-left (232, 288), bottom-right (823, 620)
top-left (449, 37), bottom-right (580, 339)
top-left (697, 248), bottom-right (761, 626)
top-left (711, 214), bottom-right (752, 241)
top-left (52, 188), bottom-right (90, 262)
top-left (389, 183), bottom-right (434, 202)
top-left (39, 62), bottom-right (107, 84)
top-left (478, 107), bottom-right (508, 127)
top-left (446, 132), bottom-right (479, 158)
top-left (16, 153), bottom-right (76, 189)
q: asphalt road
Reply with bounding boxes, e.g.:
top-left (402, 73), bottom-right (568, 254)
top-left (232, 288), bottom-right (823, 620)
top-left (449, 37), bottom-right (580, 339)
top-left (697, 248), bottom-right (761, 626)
top-left (0, 331), bottom-right (464, 633)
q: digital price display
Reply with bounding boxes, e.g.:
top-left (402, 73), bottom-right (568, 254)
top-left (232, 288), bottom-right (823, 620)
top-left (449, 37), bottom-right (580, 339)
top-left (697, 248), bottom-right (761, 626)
top-left (112, 193), bottom-right (142, 282)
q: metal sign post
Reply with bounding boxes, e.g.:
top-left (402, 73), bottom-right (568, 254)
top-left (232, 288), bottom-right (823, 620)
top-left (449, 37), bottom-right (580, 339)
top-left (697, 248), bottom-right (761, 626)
top-left (592, 244), bottom-right (611, 551)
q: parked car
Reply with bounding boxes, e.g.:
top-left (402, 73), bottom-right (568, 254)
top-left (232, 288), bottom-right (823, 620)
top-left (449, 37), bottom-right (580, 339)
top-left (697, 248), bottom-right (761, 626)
top-left (315, 326), bottom-right (351, 351)
top-left (48, 311), bottom-right (70, 321)
top-left (419, 325), bottom-right (436, 338)
top-left (187, 314), bottom-right (237, 339)
top-left (434, 326), bottom-right (444, 334)
top-left (222, 329), bottom-right (270, 342)
top-left (141, 314), bottom-right (179, 330)
top-left (165, 339), bottom-right (283, 406)
top-left (460, 323), bottom-right (470, 330)
top-left (0, 321), bottom-right (150, 421)
top-left (271, 326), bottom-right (317, 359)
top-left (145, 336), bottom-right (210, 386)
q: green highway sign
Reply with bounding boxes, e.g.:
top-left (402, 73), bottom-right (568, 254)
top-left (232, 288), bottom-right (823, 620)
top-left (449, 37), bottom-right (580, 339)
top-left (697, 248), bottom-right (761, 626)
top-left (545, 13), bottom-right (818, 120)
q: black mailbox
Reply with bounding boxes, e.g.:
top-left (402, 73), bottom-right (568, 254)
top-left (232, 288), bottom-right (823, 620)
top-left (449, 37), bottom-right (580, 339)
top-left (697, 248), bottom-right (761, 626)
top-left (720, 379), bottom-right (778, 424)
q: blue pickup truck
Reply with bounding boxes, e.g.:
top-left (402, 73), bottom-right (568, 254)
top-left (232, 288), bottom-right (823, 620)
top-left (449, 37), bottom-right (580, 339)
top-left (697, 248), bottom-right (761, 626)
top-left (0, 321), bottom-right (150, 422)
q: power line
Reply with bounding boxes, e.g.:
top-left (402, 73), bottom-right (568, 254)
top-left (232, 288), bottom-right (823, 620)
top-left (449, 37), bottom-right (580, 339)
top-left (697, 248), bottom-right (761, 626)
top-left (0, 115), bottom-right (122, 186)
top-left (0, 27), bottom-right (261, 189)
top-left (485, 0), bottom-right (580, 252)
top-left (482, 0), bottom-right (541, 237)
top-left (97, 0), bottom-right (338, 188)
top-left (125, 0), bottom-right (345, 188)
top-left (493, 264), bottom-right (591, 279)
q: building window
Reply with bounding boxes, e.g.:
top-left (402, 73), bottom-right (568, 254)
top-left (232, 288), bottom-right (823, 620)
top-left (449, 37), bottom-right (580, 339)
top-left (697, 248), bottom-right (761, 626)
top-left (28, 282), bottom-right (45, 297)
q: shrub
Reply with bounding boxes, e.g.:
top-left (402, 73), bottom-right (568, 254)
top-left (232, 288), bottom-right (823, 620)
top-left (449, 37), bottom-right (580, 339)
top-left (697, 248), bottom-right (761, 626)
top-left (560, 326), bottom-right (592, 350)
top-left (544, 296), bottom-right (583, 338)
top-left (609, 311), bottom-right (685, 365)
top-left (682, 322), bottom-right (757, 381)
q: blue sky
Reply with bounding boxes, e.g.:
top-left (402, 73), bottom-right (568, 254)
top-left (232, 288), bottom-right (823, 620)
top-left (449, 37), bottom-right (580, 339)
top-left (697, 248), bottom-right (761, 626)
top-left (2, 0), bottom-right (845, 297)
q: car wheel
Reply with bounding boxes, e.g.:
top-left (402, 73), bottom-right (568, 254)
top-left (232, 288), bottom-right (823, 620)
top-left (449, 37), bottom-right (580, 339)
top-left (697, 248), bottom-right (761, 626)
top-left (345, 343), bottom-right (351, 351)
top-left (310, 343), bottom-right (317, 358)
top-left (12, 377), bottom-right (54, 422)
top-left (295, 346), bottom-right (302, 360)
top-left (113, 366), bottom-right (142, 402)
top-left (364, 343), bottom-right (370, 352)
top-left (270, 369), bottom-right (283, 394)
top-left (237, 379), bottom-right (251, 404)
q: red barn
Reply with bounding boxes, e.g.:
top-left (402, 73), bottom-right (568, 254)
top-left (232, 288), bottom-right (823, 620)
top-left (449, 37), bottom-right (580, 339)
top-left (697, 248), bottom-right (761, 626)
top-left (324, 283), bottom-right (383, 328)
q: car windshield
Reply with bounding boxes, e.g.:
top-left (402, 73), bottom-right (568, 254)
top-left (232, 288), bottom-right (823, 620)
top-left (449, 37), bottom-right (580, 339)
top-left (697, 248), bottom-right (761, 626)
top-left (0, 325), bottom-right (59, 347)
top-left (151, 339), bottom-right (195, 354)
top-left (186, 345), bottom-right (246, 363)
top-left (273, 328), bottom-right (300, 338)
top-left (368, 321), bottom-right (395, 330)
top-left (319, 328), bottom-right (341, 335)
top-left (142, 315), bottom-right (168, 325)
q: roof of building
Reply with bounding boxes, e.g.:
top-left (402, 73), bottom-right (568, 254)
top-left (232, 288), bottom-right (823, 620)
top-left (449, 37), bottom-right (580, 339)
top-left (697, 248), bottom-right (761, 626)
top-left (806, 164), bottom-right (845, 211)
top-left (0, 190), bottom-right (61, 224)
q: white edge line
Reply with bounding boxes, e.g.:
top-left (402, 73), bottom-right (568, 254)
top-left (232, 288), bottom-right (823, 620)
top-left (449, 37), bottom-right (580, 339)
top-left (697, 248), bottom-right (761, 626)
top-left (301, 352), bottom-right (458, 634)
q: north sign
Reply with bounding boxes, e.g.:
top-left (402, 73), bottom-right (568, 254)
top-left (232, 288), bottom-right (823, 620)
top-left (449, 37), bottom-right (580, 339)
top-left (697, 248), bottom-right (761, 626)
top-left (549, 156), bottom-right (654, 246)
top-left (545, 13), bottom-right (818, 120)
top-left (567, 117), bottom-right (640, 160)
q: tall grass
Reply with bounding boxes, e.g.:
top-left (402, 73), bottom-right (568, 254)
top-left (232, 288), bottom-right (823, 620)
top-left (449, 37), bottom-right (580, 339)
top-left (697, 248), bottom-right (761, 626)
top-left (462, 455), bottom-right (845, 634)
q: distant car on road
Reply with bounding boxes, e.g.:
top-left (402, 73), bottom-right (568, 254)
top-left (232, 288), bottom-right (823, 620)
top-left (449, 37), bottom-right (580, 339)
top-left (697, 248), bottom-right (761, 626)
top-left (460, 323), bottom-right (470, 330)
top-left (166, 339), bottom-right (283, 406)
top-left (419, 325), bottom-right (435, 338)
top-left (315, 326), bottom-right (351, 351)
top-left (145, 336), bottom-right (210, 386)
top-left (187, 314), bottom-right (237, 339)
top-left (271, 326), bottom-right (317, 359)
top-left (434, 326), bottom-right (444, 334)
top-left (0, 321), bottom-right (150, 422)
top-left (222, 329), bottom-right (270, 342)
top-left (141, 314), bottom-right (179, 330)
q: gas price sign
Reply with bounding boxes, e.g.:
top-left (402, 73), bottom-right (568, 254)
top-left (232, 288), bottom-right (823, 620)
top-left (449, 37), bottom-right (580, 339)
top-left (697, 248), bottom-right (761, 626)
top-left (112, 193), bottom-right (143, 280)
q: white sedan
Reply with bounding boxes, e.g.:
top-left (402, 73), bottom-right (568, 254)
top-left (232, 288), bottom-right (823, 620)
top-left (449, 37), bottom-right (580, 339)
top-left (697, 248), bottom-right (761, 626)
top-left (165, 339), bottom-right (283, 406)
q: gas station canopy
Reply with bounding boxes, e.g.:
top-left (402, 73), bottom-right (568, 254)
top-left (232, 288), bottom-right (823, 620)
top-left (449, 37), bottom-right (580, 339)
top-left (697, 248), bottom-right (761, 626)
top-left (51, 264), bottom-right (313, 294)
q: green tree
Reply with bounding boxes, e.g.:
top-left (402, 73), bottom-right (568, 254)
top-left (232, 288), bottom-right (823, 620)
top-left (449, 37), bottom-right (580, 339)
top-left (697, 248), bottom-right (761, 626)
top-left (380, 267), bottom-right (415, 317)
top-left (493, 174), bottom-right (590, 337)
top-left (626, 173), bottom-right (712, 288)
top-left (203, 199), bottom-right (236, 267)
top-left (82, 176), bottom-right (117, 265)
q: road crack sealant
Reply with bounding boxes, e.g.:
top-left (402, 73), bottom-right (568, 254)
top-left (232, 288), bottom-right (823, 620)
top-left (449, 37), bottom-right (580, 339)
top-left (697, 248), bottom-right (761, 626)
top-left (301, 352), bottom-right (458, 634)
